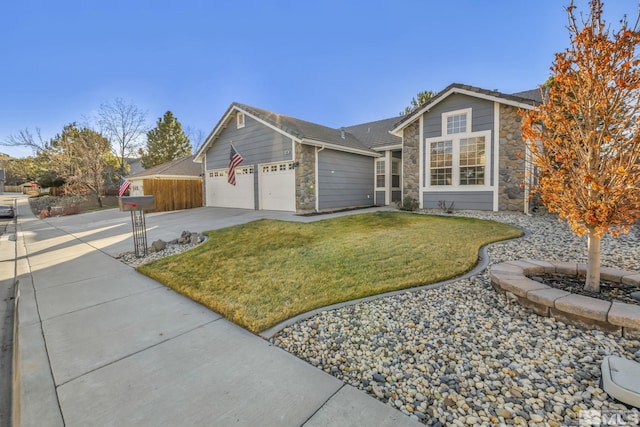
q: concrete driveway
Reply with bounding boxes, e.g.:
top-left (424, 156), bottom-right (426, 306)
top-left (38, 205), bottom-right (391, 257)
top-left (12, 199), bottom-right (418, 427)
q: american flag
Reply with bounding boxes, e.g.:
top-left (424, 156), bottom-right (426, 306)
top-left (118, 178), bottom-right (131, 197)
top-left (227, 145), bottom-right (244, 185)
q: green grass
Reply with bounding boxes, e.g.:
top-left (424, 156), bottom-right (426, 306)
top-left (138, 211), bottom-right (522, 333)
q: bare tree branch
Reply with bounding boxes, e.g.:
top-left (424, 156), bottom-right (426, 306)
top-left (1, 127), bottom-right (48, 153)
top-left (97, 98), bottom-right (147, 176)
top-left (185, 126), bottom-right (207, 153)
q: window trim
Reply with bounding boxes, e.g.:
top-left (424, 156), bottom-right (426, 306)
top-left (236, 112), bottom-right (245, 129)
top-left (391, 158), bottom-right (401, 189)
top-left (375, 159), bottom-right (386, 190)
top-left (424, 129), bottom-right (491, 191)
top-left (442, 108), bottom-right (472, 136)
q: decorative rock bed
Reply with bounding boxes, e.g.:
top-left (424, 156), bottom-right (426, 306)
top-left (490, 260), bottom-right (640, 339)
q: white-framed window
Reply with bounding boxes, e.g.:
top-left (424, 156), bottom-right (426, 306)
top-left (429, 140), bottom-right (453, 186)
top-left (236, 112), bottom-right (245, 129)
top-left (425, 108), bottom-right (490, 189)
top-left (442, 108), bottom-right (472, 135)
top-left (391, 158), bottom-right (401, 188)
top-left (375, 159), bottom-right (385, 188)
top-left (459, 136), bottom-right (486, 185)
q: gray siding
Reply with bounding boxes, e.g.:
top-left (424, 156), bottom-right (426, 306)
top-left (422, 191), bottom-right (493, 211)
top-left (318, 150), bottom-right (375, 210)
top-left (422, 94), bottom-right (496, 186)
top-left (375, 190), bottom-right (385, 205)
top-left (423, 94), bottom-right (494, 138)
top-left (205, 114), bottom-right (293, 171)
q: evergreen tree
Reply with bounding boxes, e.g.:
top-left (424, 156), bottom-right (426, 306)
top-left (401, 90), bottom-right (436, 115)
top-left (140, 111), bottom-right (192, 168)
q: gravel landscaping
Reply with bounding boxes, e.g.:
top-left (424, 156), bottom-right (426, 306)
top-left (271, 211), bottom-right (640, 426)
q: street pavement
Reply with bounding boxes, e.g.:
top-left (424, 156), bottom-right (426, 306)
top-left (10, 197), bottom-right (420, 426)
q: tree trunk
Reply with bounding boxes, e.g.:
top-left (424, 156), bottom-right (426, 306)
top-left (584, 229), bottom-right (601, 292)
top-left (97, 195), bottom-right (103, 208)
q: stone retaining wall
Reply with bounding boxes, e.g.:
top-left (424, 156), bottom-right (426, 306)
top-left (490, 260), bottom-right (640, 339)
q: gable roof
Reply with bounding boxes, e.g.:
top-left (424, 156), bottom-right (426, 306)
top-left (511, 87), bottom-right (547, 104)
top-left (194, 103), bottom-right (381, 162)
top-left (391, 83), bottom-right (542, 135)
top-left (343, 116), bottom-right (402, 150)
top-left (127, 155), bottom-right (200, 179)
top-left (124, 157), bottom-right (145, 175)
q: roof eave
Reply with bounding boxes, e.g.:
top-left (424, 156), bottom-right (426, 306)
top-left (194, 104), bottom-right (240, 162)
top-left (372, 144), bottom-right (402, 151)
top-left (130, 174), bottom-right (202, 180)
top-left (390, 86), bottom-right (538, 135)
top-left (301, 138), bottom-right (382, 157)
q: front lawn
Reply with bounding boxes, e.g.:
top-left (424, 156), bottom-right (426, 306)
top-left (138, 211), bottom-right (522, 333)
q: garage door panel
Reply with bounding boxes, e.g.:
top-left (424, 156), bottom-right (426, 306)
top-left (259, 162), bottom-right (295, 212)
top-left (206, 167), bottom-right (254, 209)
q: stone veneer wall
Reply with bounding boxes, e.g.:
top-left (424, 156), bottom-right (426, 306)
top-left (402, 121), bottom-right (420, 202)
top-left (498, 105), bottom-right (527, 211)
top-left (295, 142), bottom-right (316, 213)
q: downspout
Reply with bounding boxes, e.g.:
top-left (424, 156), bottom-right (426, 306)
top-left (315, 145), bottom-right (325, 212)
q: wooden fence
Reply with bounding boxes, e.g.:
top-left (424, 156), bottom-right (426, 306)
top-left (3, 185), bottom-right (24, 193)
top-left (143, 178), bottom-right (203, 213)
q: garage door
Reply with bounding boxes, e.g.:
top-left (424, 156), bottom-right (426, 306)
top-left (206, 166), bottom-right (255, 209)
top-left (259, 161), bottom-right (295, 211)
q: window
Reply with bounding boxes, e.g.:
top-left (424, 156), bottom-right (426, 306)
top-left (391, 159), bottom-right (401, 188)
top-left (429, 141), bottom-right (453, 185)
top-left (459, 137), bottom-right (486, 185)
top-left (425, 108), bottom-right (490, 188)
top-left (376, 160), bottom-right (385, 188)
top-left (236, 112), bottom-right (245, 129)
top-left (443, 108), bottom-right (471, 135)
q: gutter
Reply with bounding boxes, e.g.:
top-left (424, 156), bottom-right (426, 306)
top-left (301, 138), bottom-right (382, 157)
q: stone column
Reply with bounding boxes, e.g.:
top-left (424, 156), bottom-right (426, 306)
top-left (295, 143), bottom-right (316, 213)
top-left (402, 122), bottom-right (420, 203)
top-left (498, 105), bottom-right (527, 211)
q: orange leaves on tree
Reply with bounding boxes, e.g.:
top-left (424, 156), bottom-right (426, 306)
top-left (521, 0), bottom-right (640, 239)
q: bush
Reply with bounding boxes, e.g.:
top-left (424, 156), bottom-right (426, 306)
top-left (396, 196), bottom-right (419, 211)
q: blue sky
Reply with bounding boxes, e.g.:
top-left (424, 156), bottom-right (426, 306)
top-left (0, 0), bottom-right (635, 158)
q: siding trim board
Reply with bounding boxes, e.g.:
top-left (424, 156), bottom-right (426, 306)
top-left (493, 102), bottom-right (500, 211)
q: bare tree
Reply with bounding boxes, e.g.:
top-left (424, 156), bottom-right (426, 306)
top-left (2, 127), bottom-right (48, 153)
top-left (185, 125), bottom-right (207, 152)
top-left (97, 98), bottom-right (147, 176)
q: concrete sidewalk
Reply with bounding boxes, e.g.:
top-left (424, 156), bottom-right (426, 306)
top-left (12, 199), bottom-right (420, 426)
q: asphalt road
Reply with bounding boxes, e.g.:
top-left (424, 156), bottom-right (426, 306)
top-left (0, 195), bottom-right (17, 426)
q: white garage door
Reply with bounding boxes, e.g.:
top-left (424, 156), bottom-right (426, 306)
top-left (259, 161), bottom-right (296, 211)
top-left (206, 166), bottom-right (255, 209)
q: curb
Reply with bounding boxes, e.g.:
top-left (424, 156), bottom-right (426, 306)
top-left (490, 259), bottom-right (640, 338)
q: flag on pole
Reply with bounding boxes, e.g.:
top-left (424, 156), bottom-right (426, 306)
top-left (118, 178), bottom-right (131, 197)
top-left (227, 145), bottom-right (244, 185)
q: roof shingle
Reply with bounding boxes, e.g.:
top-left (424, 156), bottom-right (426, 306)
top-left (127, 155), bottom-right (200, 179)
